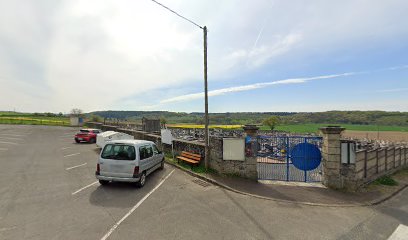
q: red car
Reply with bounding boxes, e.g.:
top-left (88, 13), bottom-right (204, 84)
top-left (75, 129), bottom-right (101, 143)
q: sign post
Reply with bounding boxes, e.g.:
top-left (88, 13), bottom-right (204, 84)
top-left (161, 129), bottom-right (174, 160)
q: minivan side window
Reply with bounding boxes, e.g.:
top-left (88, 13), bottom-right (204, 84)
top-left (139, 146), bottom-right (147, 160)
top-left (152, 144), bottom-right (159, 154)
top-left (146, 146), bottom-right (153, 158)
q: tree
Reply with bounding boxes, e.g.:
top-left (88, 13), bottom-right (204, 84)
top-left (160, 117), bottom-right (167, 128)
top-left (70, 108), bottom-right (83, 117)
top-left (263, 116), bottom-right (280, 131)
top-left (89, 114), bottom-right (103, 122)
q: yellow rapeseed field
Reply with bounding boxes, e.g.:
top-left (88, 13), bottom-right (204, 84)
top-left (167, 124), bottom-right (242, 129)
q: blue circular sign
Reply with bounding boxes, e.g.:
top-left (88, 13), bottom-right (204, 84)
top-left (290, 143), bottom-right (321, 171)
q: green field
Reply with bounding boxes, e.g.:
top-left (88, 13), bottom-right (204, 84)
top-left (266, 124), bottom-right (408, 133)
top-left (0, 116), bottom-right (70, 126)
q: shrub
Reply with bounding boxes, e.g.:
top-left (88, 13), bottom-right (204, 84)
top-left (373, 176), bottom-right (398, 186)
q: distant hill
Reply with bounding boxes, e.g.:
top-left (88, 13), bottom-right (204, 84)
top-left (89, 110), bottom-right (408, 126)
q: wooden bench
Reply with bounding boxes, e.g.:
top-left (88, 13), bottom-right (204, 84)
top-left (176, 151), bottom-right (202, 166)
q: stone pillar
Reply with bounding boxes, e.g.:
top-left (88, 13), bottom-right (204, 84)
top-left (242, 125), bottom-right (259, 157)
top-left (320, 126), bottom-right (345, 189)
top-left (243, 125), bottom-right (259, 138)
top-left (242, 125), bottom-right (259, 180)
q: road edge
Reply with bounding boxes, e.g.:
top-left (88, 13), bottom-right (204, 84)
top-left (165, 160), bottom-right (408, 207)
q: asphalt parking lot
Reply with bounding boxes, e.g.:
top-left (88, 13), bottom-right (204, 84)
top-left (0, 125), bottom-right (407, 240)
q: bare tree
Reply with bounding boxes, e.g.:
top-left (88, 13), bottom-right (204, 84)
top-left (70, 108), bottom-right (83, 117)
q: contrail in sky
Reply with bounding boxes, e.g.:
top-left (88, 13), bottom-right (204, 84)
top-left (246, 3), bottom-right (274, 66)
top-left (159, 64), bottom-right (407, 105)
top-left (252, 18), bottom-right (267, 51)
top-left (160, 72), bottom-right (355, 104)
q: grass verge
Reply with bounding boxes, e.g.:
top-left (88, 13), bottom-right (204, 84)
top-left (372, 175), bottom-right (398, 186)
top-left (165, 156), bottom-right (217, 175)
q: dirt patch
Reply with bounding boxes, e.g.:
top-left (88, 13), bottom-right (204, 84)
top-left (344, 130), bottom-right (408, 142)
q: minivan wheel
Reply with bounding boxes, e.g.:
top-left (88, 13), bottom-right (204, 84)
top-left (136, 172), bottom-right (146, 188)
top-left (99, 180), bottom-right (109, 185)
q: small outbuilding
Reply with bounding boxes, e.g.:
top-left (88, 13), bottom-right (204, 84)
top-left (70, 116), bottom-right (84, 126)
top-left (142, 117), bottom-right (160, 133)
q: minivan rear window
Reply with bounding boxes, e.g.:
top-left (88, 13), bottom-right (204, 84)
top-left (101, 144), bottom-right (136, 160)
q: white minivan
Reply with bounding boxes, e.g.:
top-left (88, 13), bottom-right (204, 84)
top-left (96, 140), bottom-right (165, 187)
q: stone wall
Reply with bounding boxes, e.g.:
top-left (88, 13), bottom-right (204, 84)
top-left (354, 147), bottom-right (407, 184)
top-left (86, 122), bottom-right (204, 159)
top-left (320, 126), bottom-right (408, 190)
top-left (88, 122), bottom-right (258, 179)
top-left (208, 137), bottom-right (257, 179)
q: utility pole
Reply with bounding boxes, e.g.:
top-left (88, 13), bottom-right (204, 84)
top-left (150, 0), bottom-right (210, 170)
top-left (203, 26), bottom-right (209, 169)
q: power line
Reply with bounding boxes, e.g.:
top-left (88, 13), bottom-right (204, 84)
top-left (150, 0), bottom-right (203, 29)
top-left (149, 0), bottom-right (209, 170)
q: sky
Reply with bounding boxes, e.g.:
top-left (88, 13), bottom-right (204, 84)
top-left (0, 0), bottom-right (407, 113)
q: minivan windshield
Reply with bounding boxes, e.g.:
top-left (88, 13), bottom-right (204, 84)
top-left (101, 144), bottom-right (136, 160)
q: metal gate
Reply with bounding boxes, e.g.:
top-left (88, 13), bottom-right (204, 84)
top-left (257, 136), bottom-right (323, 182)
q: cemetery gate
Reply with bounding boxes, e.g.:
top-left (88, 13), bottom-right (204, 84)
top-left (257, 136), bottom-right (323, 182)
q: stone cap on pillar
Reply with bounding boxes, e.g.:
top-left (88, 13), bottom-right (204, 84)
top-left (242, 124), bottom-right (259, 131)
top-left (242, 124), bottom-right (259, 137)
top-left (319, 126), bottom-right (345, 134)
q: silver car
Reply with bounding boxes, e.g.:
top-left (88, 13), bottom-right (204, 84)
top-left (96, 140), bottom-right (165, 187)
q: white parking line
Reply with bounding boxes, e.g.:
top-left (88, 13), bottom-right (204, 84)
top-left (388, 224), bottom-right (408, 240)
top-left (72, 181), bottom-right (98, 195)
top-left (66, 163), bottom-right (87, 170)
top-left (0, 141), bottom-right (18, 145)
top-left (61, 147), bottom-right (72, 150)
top-left (100, 169), bottom-right (175, 240)
top-left (64, 153), bottom-right (80, 158)
top-left (0, 148), bottom-right (8, 151)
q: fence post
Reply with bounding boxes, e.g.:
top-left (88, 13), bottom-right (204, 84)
top-left (364, 150), bottom-right (367, 178)
top-left (376, 149), bottom-right (379, 174)
top-left (393, 147), bottom-right (396, 169)
top-left (399, 147), bottom-right (402, 167)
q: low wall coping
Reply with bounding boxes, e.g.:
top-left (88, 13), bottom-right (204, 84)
top-left (174, 139), bottom-right (206, 146)
top-left (319, 126), bottom-right (345, 134)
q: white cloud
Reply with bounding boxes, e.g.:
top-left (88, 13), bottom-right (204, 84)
top-left (218, 33), bottom-right (303, 73)
top-left (0, 0), bottom-right (407, 112)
